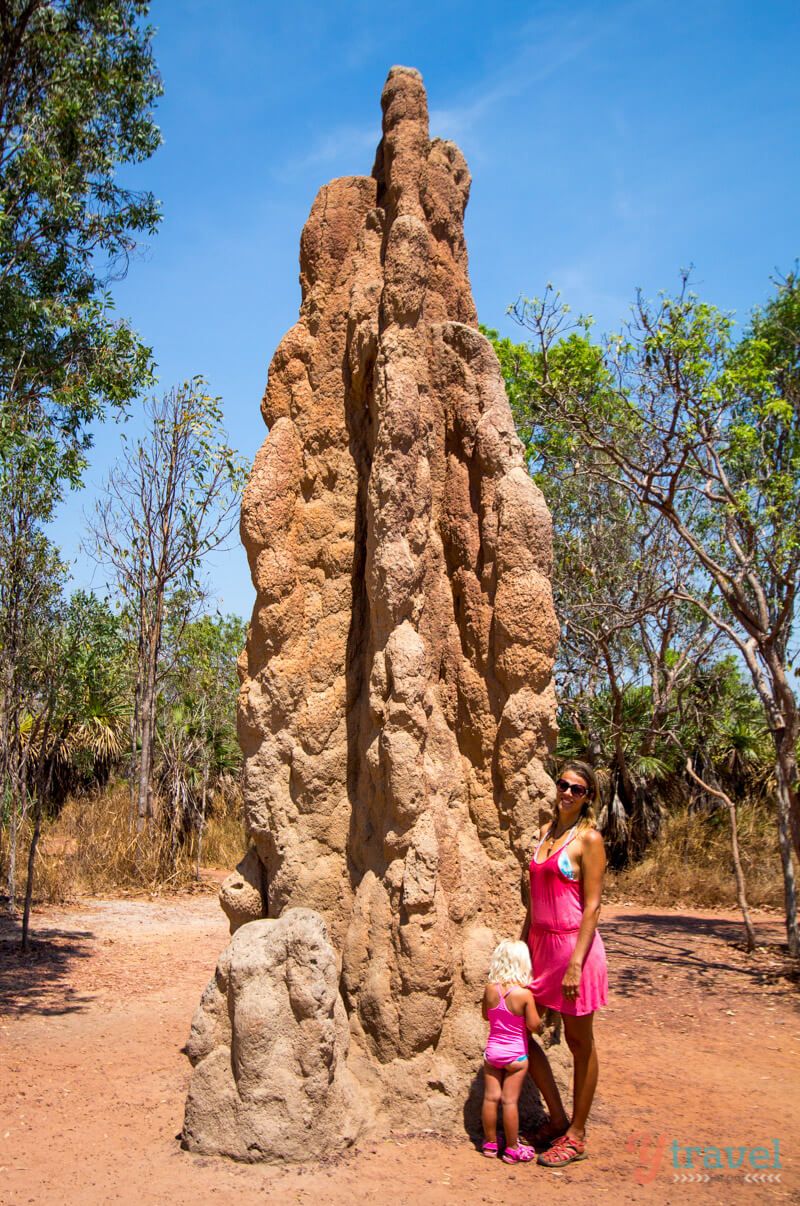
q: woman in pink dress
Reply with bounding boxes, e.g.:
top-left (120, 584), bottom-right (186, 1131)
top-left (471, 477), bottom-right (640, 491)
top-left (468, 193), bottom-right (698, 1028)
top-left (522, 760), bottom-right (608, 1167)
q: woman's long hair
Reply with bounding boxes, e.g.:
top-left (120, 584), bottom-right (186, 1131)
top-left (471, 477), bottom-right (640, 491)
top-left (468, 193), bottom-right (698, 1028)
top-left (549, 759), bottom-right (599, 834)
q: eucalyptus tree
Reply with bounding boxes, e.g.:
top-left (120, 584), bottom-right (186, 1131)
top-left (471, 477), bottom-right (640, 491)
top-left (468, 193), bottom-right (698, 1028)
top-left (158, 612), bottom-right (245, 873)
top-left (90, 382), bottom-right (247, 836)
top-left (0, 0), bottom-right (161, 892)
top-left (487, 326), bottom-right (719, 859)
top-left (51, 591), bottom-right (130, 797)
top-left (0, 0), bottom-right (161, 470)
top-left (509, 273), bottom-right (800, 953)
top-left (0, 514), bottom-right (64, 909)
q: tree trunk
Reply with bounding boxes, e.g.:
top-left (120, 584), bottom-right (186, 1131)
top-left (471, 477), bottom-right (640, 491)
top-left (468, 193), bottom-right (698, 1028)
top-left (136, 639), bottom-right (159, 836)
top-left (725, 795), bottom-right (756, 954)
top-left (6, 739), bottom-right (29, 910)
top-left (136, 693), bottom-right (154, 835)
top-left (685, 758), bottom-right (756, 953)
top-left (21, 789), bottom-right (43, 951)
top-left (196, 765), bottom-right (208, 881)
top-left (128, 685), bottom-right (139, 830)
top-left (734, 644), bottom-right (799, 953)
top-left (767, 696), bottom-right (799, 957)
top-left (4, 697), bottom-right (22, 907)
top-left (21, 712), bottom-right (56, 951)
top-left (775, 783), bottom-right (799, 958)
top-left (773, 721), bottom-right (800, 857)
top-left (765, 653), bottom-right (800, 855)
top-left (737, 642), bottom-right (800, 862)
top-left (6, 778), bottom-right (18, 908)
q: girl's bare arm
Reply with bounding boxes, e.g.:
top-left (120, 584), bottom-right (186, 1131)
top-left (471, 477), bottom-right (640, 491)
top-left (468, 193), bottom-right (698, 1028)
top-left (524, 990), bottom-right (543, 1035)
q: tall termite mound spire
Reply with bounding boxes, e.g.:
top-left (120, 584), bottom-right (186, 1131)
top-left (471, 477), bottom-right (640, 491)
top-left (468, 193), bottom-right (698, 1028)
top-left (183, 67), bottom-right (559, 1158)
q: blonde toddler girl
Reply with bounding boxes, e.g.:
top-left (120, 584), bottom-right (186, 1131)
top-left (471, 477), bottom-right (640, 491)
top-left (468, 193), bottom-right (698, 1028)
top-left (480, 939), bottom-right (541, 1164)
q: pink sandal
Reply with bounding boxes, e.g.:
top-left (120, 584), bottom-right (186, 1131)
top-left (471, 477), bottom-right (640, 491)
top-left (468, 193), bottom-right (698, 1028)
top-left (502, 1143), bottom-right (536, 1164)
top-left (481, 1140), bottom-right (499, 1158)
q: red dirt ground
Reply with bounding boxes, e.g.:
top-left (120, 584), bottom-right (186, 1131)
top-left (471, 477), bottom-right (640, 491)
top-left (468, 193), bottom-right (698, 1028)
top-left (1, 894), bottom-right (798, 1205)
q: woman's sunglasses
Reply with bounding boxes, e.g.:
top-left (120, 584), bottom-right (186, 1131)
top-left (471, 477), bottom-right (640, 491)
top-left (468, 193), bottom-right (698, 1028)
top-left (556, 779), bottom-right (588, 797)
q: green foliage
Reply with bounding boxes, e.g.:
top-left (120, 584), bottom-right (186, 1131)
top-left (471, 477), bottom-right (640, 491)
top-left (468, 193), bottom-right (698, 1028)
top-left (486, 318), bottom-right (716, 825)
top-left (722, 272), bottom-right (800, 588)
top-left (1, 0), bottom-right (161, 815)
top-left (95, 379), bottom-right (249, 622)
top-left (0, 9), bottom-right (250, 898)
top-left (0, 1), bottom-right (162, 503)
top-left (52, 592), bottom-right (130, 789)
top-left (503, 270), bottom-right (800, 680)
top-left (490, 272), bottom-right (799, 876)
top-left (156, 612), bottom-right (245, 857)
top-left (162, 612), bottom-right (245, 778)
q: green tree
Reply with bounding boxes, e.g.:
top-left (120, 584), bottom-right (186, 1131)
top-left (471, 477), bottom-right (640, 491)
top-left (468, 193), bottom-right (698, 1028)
top-left (158, 612), bottom-right (245, 873)
top-left (90, 382), bottom-right (247, 837)
top-left (0, 0), bottom-right (161, 436)
top-left (0, 515), bottom-right (64, 909)
top-left (1, 0), bottom-right (161, 481)
top-left (486, 325), bottom-right (720, 859)
top-left (0, 1), bottom-right (162, 906)
top-left (510, 272), bottom-right (800, 953)
top-left (51, 591), bottom-right (130, 796)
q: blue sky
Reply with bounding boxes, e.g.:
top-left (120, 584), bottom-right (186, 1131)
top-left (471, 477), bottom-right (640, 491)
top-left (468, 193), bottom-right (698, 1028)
top-left (53, 0), bottom-right (800, 619)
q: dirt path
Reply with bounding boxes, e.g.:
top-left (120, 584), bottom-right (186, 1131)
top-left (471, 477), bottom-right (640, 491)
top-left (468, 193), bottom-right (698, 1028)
top-left (1, 895), bottom-right (798, 1205)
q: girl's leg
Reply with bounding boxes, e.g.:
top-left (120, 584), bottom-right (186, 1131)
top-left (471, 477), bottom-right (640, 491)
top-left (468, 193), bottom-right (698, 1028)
top-left (562, 1012), bottom-right (598, 1141)
top-left (481, 1061), bottom-right (503, 1145)
top-left (499, 1060), bottom-right (528, 1150)
top-left (527, 1030), bottom-right (569, 1134)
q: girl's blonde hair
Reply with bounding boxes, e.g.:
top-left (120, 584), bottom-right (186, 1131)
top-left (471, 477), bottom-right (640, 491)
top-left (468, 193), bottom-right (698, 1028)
top-left (550, 759), bottom-right (599, 834)
top-left (487, 939), bottom-right (532, 986)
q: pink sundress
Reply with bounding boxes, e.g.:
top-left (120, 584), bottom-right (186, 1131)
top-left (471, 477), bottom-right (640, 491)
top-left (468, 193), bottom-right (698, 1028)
top-left (527, 825), bottom-right (608, 1016)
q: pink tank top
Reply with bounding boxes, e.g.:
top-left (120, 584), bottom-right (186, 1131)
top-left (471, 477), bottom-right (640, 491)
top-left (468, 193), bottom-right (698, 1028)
top-left (529, 824), bottom-right (583, 932)
top-left (484, 985), bottom-right (529, 1065)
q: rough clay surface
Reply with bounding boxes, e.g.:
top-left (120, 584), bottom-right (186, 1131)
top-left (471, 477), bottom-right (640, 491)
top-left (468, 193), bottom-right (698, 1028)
top-left (193, 64), bottom-right (559, 1148)
top-left (6, 897), bottom-right (798, 1203)
top-left (183, 909), bottom-right (362, 1162)
top-left (219, 846), bottom-right (267, 934)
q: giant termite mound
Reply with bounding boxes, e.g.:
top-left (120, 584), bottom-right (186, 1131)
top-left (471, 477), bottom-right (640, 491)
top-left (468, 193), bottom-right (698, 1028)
top-left (183, 65), bottom-right (559, 1160)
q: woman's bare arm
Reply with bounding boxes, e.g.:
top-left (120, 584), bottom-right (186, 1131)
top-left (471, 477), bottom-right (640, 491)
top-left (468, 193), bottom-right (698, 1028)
top-left (561, 829), bottom-right (606, 1001)
top-left (520, 900), bottom-right (531, 943)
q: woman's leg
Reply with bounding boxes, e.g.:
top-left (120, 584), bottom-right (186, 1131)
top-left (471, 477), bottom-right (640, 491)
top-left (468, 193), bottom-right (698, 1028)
top-left (562, 1012), bottom-right (598, 1140)
top-left (527, 1030), bottom-right (569, 1133)
top-left (499, 1060), bottom-right (528, 1149)
top-left (481, 1062), bottom-right (503, 1144)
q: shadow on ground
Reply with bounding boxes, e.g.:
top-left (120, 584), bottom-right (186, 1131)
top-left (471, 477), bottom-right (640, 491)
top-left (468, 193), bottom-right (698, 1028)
top-left (0, 911), bottom-right (95, 1018)
top-left (602, 912), bottom-right (799, 1002)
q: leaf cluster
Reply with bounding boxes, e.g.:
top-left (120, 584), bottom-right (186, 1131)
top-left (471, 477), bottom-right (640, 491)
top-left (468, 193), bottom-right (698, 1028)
top-left (0, 0), bottom-right (162, 515)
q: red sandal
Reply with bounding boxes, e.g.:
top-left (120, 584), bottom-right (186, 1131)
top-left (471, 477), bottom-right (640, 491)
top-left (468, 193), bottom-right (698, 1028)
top-left (537, 1134), bottom-right (587, 1167)
top-left (528, 1120), bottom-right (569, 1151)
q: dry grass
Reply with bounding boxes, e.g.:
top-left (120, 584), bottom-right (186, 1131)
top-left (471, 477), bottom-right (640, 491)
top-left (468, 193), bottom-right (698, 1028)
top-left (2, 786), bottom-right (787, 912)
top-left (607, 802), bottom-right (788, 909)
top-left (1, 779), bottom-right (248, 904)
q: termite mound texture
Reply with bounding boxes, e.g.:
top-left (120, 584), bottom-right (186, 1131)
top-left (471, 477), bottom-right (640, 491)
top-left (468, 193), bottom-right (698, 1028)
top-left (232, 66), bottom-right (557, 1132)
top-left (182, 910), bottom-right (362, 1161)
